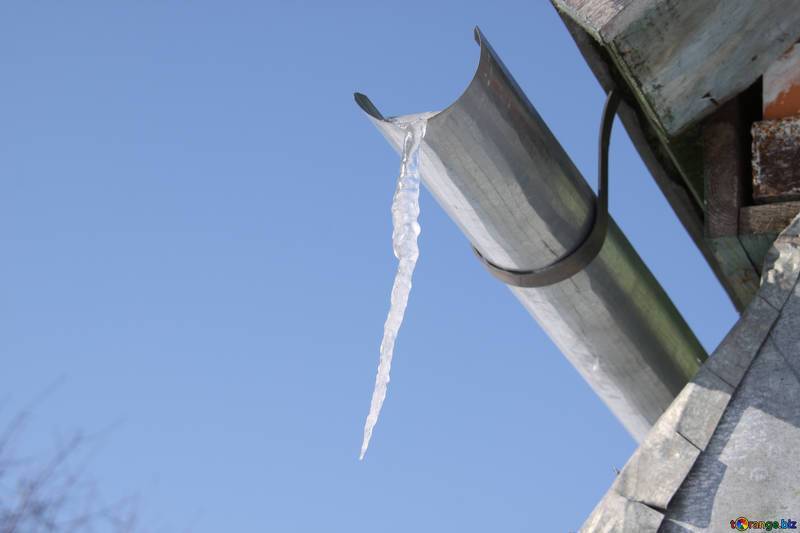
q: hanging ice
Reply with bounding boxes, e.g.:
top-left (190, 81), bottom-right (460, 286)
top-left (360, 115), bottom-right (428, 460)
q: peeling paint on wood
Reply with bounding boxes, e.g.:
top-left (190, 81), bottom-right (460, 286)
top-left (554, 8), bottom-right (755, 311)
top-left (551, 0), bottom-right (632, 41)
top-left (752, 118), bottom-right (800, 203)
top-left (764, 42), bottom-right (800, 120)
top-left (554, 0), bottom-right (800, 136)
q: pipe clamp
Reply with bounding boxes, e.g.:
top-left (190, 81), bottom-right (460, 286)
top-left (473, 89), bottom-right (621, 288)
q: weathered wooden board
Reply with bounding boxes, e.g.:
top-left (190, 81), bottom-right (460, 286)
top-left (557, 14), bottom-right (705, 238)
top-left (703, 100), bottom-right (743, 238)
top-left (553, 0), bottom-right (800, 136)
top-left (741, 201), bottom-right (800, 235)
top-left (752, 117), bottom-right (800, 203)
top-left (553, 0), bottom-right (632, 40)
top-left (702, 99), bottom-right (760, 305)
top-left (556, 9), bottom-right (757, 311)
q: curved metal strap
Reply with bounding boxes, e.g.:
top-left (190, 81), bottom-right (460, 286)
top-left (473, 89), bottom-right (621, 288)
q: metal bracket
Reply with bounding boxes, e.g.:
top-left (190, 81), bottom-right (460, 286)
top-left (473, 89), bottom-right (621, 288)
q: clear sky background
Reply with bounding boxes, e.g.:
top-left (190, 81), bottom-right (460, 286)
top-left (0, 2), bottom-right (739, 531)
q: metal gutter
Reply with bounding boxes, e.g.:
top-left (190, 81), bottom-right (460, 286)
top-left (356, 28), bottom-right (706, 441)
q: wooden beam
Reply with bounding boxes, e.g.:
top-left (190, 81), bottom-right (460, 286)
top-left (555, 8), bottom-right (757, 311)
top-left (741, 201), bottom-right (800, 235)
top-left (704, 101), bottom-right (744, 238)
top-left (552, 0), bottom-right (632, 41)
top-left (702, 100), bottom-right (760, 305)
top-left (553, 0), bottom-right (800, 136)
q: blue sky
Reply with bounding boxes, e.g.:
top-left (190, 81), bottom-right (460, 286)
top-left (0, 2), bottom-right (738, 531)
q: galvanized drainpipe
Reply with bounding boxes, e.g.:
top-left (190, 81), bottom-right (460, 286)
top-left (356, 28), bottom-right (706, 442)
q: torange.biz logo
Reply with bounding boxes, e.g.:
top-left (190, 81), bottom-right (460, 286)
top-left (731, 517), bottom-right (797, 530)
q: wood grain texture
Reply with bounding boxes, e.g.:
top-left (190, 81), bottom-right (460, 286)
top-left (551, 0), bottom-right (632, 40)
top-left (704, 100), bottom-right (745, 238)
top-left (741, 201), bottom-right (800, 235)
top-left (556, 9), bottom-right (756, 311)
top-left (557, 0), bottom-right (800, 136)
top-left (700, 100), bottom-right (761, 303)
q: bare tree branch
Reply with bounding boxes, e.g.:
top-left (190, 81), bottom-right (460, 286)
top-left (0, 393), bottom-right (139, 533)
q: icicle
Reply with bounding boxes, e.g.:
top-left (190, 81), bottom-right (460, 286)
top-left (360, 116), bottom-right (428, 460)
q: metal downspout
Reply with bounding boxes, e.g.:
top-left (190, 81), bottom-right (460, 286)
top-left (356, 28), bottom-right (706, 441)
